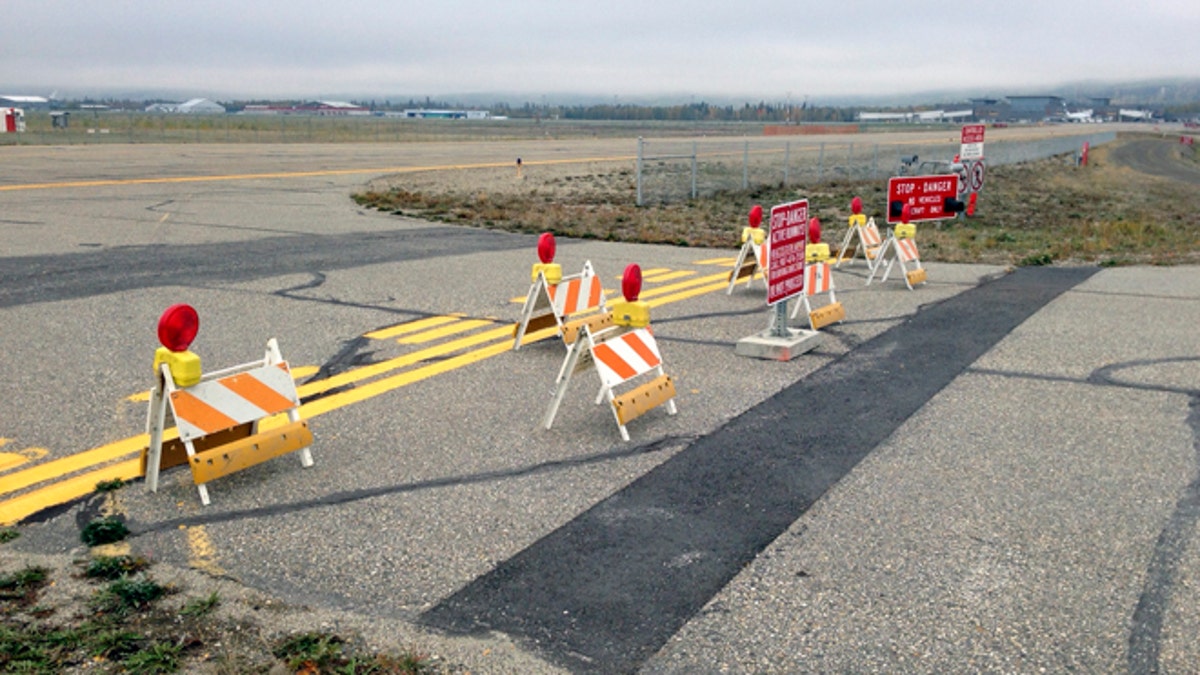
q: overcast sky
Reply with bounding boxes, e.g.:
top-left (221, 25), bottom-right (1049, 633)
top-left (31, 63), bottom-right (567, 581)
top-left (5, 0), bottom-right (1198, 103)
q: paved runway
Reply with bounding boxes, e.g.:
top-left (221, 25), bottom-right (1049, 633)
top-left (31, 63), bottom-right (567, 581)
top-left (2, 139), bottom-right (1198, 673)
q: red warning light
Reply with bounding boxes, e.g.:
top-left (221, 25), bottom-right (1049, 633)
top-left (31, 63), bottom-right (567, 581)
top-left (748, 204), bottom-right (763, 228)
top-left (901, 203), bottom-right (913, 224)
top-left (622, 264), bottom-right (643, 302)
top-left (536, 232), bottom-right (556, 264)
top-left (808, 217), bottom-right (822, 244)
top-left (850, 196), bottom-right (863, 215)
top-left (158, 304), bottom-right (199, 352)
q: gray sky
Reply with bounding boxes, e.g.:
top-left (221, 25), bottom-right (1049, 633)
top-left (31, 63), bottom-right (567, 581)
top-left (5, 0), bottom-right (1198, 103)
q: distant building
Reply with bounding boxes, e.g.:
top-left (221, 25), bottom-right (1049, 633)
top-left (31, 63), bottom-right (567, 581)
top-left (1005, 96), bottom-right (1064, 121)
top-left (0, 95), bottom-right (51, 110)
top-left (145, 98), bottom-right (226, 114)
top-left (239, 101), bottom-right (369, 116)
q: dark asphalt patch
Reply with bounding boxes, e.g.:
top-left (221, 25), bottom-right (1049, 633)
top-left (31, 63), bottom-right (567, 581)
top-left (0, 226), bottom-right (528, 308)
top-left (419, 265), bottom-right (1099, 673)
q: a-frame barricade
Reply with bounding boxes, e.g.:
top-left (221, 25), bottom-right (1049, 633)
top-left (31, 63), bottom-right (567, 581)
top-left (543, 325), bottom-right (677, 441)
top-left (791, 252), bottom-right (846, 330)
top-left (867, 223), bottom-right (927, 290)
top-left (835, 214), bottom-right (885, 271)
top-left (513, 261), bottom-right (612, 350)
top-left (726, 228), bottom-right (769, 294)
top-left (144, 338), bottom-right (313, 506)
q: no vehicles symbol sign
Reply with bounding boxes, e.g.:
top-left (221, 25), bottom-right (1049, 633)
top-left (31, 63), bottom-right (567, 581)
top-left (969, 160), bottom-right (986, 192)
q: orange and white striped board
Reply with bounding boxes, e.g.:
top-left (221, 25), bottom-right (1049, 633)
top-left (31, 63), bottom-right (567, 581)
top-left (867, 226), bottom-right (927, 290)
top-left (145, 338), bottom-right (313, 506)
top-left (544, 325), bottom-right (677, 442)
top-left (168, 363), bottom-right (299, 442)
top-left (791, 261), bottom-right (846, 330)
top-left (835, 215), bottom-right (884, 271)
top-left (726, 236), bottom-right (769, 295)
top-left (513, 261), bottom-right (610, 350)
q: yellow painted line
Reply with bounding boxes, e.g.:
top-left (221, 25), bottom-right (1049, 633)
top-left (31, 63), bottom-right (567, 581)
top-left (0, 435), bottom-right (151, 498)
top-left (397, 319), bottom-right (496, 344)
top-left (0, 448), bottom-right (49, 473)
top-left (365, 315), bottom-right (462, 340)
top-left (186, 525), bottom-right (226, 576)
top-left (639, 268), bottom-right (672, 278)
top-left (296, 324), bottom-right (517, 399)
top-left (639, 271), bottom-right (730, 299)
top-left (0, 453), bottom-right (30, 472)
top-left (641, 270), bottom-right (696, 283)
top-left (510, 295), bottom-right (530, 304)
top-left (647, 280), bottom-right (733, 308)
top-left (290, 365), bottom-right (320, 380)
top-left (158, 213), bottom-right (170, 223)
top-left (293, 339), bottom-right (516, 419)
top-left (0, 155), bottom-right (638, 193)
top-left (0, 460), bottom-right (141, 525)
top-left (0, 438), bottom-right (9, 447)
top-left (693, 257), bottom-right (738, 265)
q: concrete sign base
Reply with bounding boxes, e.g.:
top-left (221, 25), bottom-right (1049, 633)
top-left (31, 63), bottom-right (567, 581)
top-left (735, 328), bottom-right (823, 361)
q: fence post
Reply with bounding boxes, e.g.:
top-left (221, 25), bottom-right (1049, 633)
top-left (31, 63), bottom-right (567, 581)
top-left (742, 140), bottom-right (749, 190)
top-left (636, 136), bottom-right (644, 207)
top-left (691, 141), bottom-right (698, 200)
top-left (783, 141), bottom-right (790, 186)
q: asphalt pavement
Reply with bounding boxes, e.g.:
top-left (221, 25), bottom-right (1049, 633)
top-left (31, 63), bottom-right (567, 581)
top-left (2, 140), bottom-right (1198, 673)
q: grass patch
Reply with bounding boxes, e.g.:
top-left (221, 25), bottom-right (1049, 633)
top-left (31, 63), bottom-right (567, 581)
top-left (95, 478), bottom-right (126, 493)
top-left (0, 528), bottom-right (18, 544)
top-left (180, 591), bottom-right (220, 617)
top-left (273, 631), bottom-right (433, 674)
top-left (83, 554), bottom-right (153, 581)
top-left (80, 516), bottom-right (130, 546)
top-left (89, 576), bottom-right (169, 616)
top-left (354, 135), bottom-right (1200, 266)
top-left (1, 553), bottom-right (444, 673)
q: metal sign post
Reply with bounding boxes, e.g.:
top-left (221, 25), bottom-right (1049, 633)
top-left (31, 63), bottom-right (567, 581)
top-left (735, 199), bottom-right (824, 361)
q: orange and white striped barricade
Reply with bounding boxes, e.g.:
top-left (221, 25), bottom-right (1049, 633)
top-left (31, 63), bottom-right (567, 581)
top-left (144, 327), bottom-right (313, 506)
top-left (835, 214), bottom-right (885, 271)
top-left (543, 325), bottom-right (677, 442)
top-left (791, 243), bottom-right (846, 330)
top-left (867, 223), bottom-right (927, 290)
top-left (513, 260), bottom-right (612, 350)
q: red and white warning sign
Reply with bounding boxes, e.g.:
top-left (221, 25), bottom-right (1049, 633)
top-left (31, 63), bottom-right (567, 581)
top-left (960, 124), bottom-right (985, 160)
top-left (766, 199), bottom-right (808, 306)
top-left (887, 175), bottom-right (961, 223)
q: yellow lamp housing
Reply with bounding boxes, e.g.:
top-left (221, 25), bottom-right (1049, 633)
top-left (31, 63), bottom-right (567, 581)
top-left (895, 223), bottom-right (917, 240)
top-left (848, 213), bottom-right (867, 227)
top-left (741, 227), bottom-right (766, 245)
top-left (610, 299), bottom-right (651, 328)
top-left (153, 346), bottom-right (202, 388)
top-left (805, 243), bottom-right (831, 263)
top-left (532, 262), bottom-right (563, 285)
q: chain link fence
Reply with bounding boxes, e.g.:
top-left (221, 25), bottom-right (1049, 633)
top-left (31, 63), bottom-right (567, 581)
top-left (634, 131), bottom-right (1118, 205)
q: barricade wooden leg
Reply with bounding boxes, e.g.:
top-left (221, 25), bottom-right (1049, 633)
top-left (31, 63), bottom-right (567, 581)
top-left (144, 380), bottom-right (168, 493)
top-left (544, 339), bottom-right (584, 430)
top-left (835, 227), bottom-right (857, 267)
